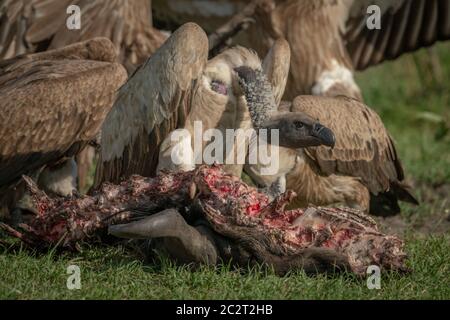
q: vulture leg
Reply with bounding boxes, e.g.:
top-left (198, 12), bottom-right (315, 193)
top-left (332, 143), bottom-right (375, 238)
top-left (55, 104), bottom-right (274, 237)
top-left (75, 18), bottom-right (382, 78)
top-left (156, 129), bottom-right (195, 173)
top-left (109, 209), bottom-right (218, 265)
top-left (76, 146), bottom-right (96, 193)
top-left (37, 158), bottom-right (78, 197)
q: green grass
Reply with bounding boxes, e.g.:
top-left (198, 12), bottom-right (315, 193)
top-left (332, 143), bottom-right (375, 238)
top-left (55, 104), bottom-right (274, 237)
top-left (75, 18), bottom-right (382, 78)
top-left (1, 43), bottom-right (449, 300)
top-left (1, 235), bottom-right (449, 299)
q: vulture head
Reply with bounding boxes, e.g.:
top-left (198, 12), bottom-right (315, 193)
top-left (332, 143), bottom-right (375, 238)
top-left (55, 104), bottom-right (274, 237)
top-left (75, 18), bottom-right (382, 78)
top-left (186, 45), bottom-right (263, 137)
top-left (234, 65), bottom-right (336, 149)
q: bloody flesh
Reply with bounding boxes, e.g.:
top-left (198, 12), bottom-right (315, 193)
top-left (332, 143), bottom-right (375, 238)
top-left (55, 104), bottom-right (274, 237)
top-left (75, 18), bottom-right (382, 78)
top-left (1, 165), bottom-right (408, 275)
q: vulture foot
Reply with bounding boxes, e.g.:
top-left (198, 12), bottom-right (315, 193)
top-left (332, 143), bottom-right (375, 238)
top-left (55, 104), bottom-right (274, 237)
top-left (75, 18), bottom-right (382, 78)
top-left (37, 158), bottom-right (78, 197)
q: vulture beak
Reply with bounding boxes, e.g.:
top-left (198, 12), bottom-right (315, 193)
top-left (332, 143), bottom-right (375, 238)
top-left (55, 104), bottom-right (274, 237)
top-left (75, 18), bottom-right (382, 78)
top-left (233, 65), bottom-right (336, 149)
top-left (311, 123), bottom-right (335, 148)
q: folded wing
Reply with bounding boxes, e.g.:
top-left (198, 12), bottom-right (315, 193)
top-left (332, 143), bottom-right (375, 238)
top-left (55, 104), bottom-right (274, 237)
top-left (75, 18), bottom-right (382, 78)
top-left (94, 23), bottom-right (209, 186)
top-left (0, 38), bottom-right (127, 190)
top-left (292, 95), bottom-right (403, 195)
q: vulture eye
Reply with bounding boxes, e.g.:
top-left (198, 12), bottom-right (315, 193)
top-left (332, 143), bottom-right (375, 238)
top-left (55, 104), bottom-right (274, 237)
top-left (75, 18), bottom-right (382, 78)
top-left (210, 80), bottom-right (228, 95)
top-left (294, 121), bottom-right (304, 129)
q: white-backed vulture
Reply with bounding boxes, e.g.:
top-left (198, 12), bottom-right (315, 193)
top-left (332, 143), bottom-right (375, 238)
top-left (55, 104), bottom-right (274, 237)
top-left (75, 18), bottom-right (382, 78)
top-left (238, 39), bottom-right (418, 216)
top-left (94, 23), bottom-right (250, 185)
top-left (93, 23), bottom-right (335, 196)
top-left (0, 38), bottom-right (127, 219)
top-left (153, 0), bottom-right (450, 100)
top-left (0, 0), bottom-right (167, 73)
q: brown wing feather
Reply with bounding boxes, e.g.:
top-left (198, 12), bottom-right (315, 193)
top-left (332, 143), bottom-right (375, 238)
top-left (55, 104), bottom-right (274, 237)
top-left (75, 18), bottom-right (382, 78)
top-left (0, 0), bottom-right (73, 59)
top-left (0, 0), bottom-right (28, 58)
top-left (0, 0), bottom-right (166, 71)
top-left (0, 40), bottom-right (127, 189)
top-left (0, 37), bottom-right (118, 82)
top-left (344, 0), bottom-right (450, 70)
top-left (291, 95), bottom-right (404, 195)
top-left (94, 23), bottom-right (208, 187)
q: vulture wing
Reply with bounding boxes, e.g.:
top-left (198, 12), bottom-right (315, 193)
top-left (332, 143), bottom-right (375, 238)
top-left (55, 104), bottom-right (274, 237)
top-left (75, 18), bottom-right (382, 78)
top-left (94, 23), bottom-right (209, 186)
top-left (0, 0), bottom-right (77, 58)
top-left (343, 0), bottom-right (450, 70)
top-left (0, 0), bottom-right (166, 71)
top-left (0, 38), bottom-right (127, 190)
top-left (291, 95), bottom-right (404, 195)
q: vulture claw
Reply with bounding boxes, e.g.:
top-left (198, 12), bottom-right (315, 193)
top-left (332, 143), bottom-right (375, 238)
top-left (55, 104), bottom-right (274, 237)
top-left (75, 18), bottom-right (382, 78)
top-left (108, 209), bottom-right (218, 265)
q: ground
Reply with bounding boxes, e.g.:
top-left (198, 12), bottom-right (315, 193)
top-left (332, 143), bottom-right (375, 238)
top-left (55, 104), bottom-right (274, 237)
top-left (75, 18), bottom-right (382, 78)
top-left (0, 43), bottom-right (449, 300)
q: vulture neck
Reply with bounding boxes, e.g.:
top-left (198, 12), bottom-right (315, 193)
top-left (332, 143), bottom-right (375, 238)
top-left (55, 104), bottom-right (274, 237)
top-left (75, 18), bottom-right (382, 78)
top-left (237, 68), bottom-right (278, 129)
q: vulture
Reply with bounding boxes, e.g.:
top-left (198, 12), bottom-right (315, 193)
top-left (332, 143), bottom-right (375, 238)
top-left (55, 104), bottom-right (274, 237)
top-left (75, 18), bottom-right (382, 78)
top-left (0, 0), bottom-right (168, 190)
top-left (0, 38), bottom-right (127, 219)
top-left (94, 23), bottom-right (335, 198)
top-left (0, 0), bottom-right (166, 73)
top-left (94, 22), bottom-right (252, 185)
top-left (238, 39), bottom-right (418, 216)
top-left (153, 0), bottom-right (450, 99)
